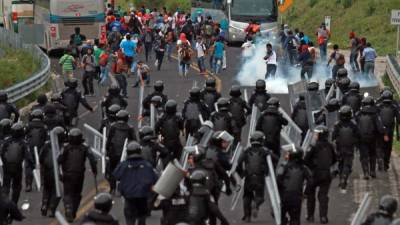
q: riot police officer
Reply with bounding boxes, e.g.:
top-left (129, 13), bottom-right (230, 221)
top-left (193, 121), bottom-right (214, 148)
top-left (0, 187), bottom-right (24, 225)
top-left (304, 125), bottom-right (337, 224)
top-left (0, 122), bottom-right (31, 204)
top-left (210, 98), bottom-right (235, 134)
top-left (200, 78), bottom-right (221, 113)
top-left (332, 105), bottom-right (359, 192)
top-left (155, 100), bottom-right (184, 159)
top-left (0, 118), bottom-right (12, 140)
top-left (186, 170), bottom-right (230, 225)
top-left (182, 87), bottom-right (209, 137)
top-left (138, 126), bottom-right (169, 168)
top-left (142, 80), bottom-right (168, 114)
top-left (61, 78), bottom-right (94, 127)
top-left (324, 78), bottom-right (335, 96)
top-left (50, 93), bottom-right (67, 123)
top-left (25, 109), bottom-right (48, 192)
top-left (58, 128), bottom-right (97, 222)
top-left (39, 126), bottom-right (66, 217)
top-left (236, 131), bottom-right (275, 222)
top-left (377, 90), bottom-right (400, 171)
top-left (99, 104), bottom-right (121, 132)
top-left (106, 110), bottom-right (136, 194)
top-left (362, 195), bottom-right (398, 225)
top-left (159, 187), bottom-right (188, 225)
top-left (314, 98), bottom-right (340, 131)
top-left (101, 85), bottom-right (128, 116)
top-left (249, 79), bottom-right (271, 112)
top-left (256, 97), bottom-right (288, 156)
top-left (31, 94), bottom-right (49, 112)
top-left (342, 81), bottom-right (362, 114)
top-left (228, 85), bottom-right (250, 144)
top-left (79, 192), bottom-right (119, 225)
top-left (44, 104), bottom-right (65, 131)
top-left (291, 95), bottom-right (309, 141)
top-left (337, 77), bottom-right (351, 97)
top-left (277, 146), bottom-right (312, 225)
top-left (356, 96), bottom-right (387, 179)
top-left (0, 90), bottom-right (19, 122)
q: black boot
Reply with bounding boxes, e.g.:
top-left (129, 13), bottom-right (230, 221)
top-left (40, 204), bottom-right (48, 217)
top-left (321, 216), bottom-right (329, 224)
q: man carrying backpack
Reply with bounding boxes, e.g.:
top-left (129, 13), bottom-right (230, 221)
top-left (81, 48), bottom-right (96, 96)
top-left (70, 27), bottom-right (86, 58)
top-left (349, 31), bottom-right (361, 73)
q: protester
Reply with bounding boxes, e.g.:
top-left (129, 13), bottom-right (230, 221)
top-left (264, 43), bottom-right (277, 79)
top-left (316, 22), bottom-right (330, 61)
top-left (59, 49), bottom-right (76, 79)
top-left (362, 42), bottom-right (378, 78)
top-left (81, 48), bottom-right (96, 96)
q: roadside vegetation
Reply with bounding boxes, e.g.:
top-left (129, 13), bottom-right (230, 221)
top-left (281, 0), bottom-right (400, 55)
top-left (117, 0), bottom-right (191, 13)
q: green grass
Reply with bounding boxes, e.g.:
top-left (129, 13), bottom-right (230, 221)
top-left (116, 0), bottom-right (191, 13)
top-left (281, 0), bottom-right (400, 55)
top-left (0, 46), bottom-right (40, 89)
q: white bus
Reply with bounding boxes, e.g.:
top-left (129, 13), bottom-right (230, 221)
top-left (34, 0), bottom-right (106, 53)
top-left (192, 0), bottom-right (278, 43)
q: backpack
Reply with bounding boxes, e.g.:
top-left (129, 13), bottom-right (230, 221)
top-left (287, 38), bottom-right (296, 50)
top-left (99, 53), bottom-right (109, 66)
top-left (184, 102), bottom-right (201, 120)
top-left (73, 34), bottom-right (82, 46)
top-left (205, 24), bottom-right (213, 36)
top-left (0, 103), bottom-right (10, 121)
top-left (182, 45), bottom-right (192, 61)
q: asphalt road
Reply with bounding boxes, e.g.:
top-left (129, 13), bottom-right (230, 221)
top-left (13, 45), bottom-right (399, 225)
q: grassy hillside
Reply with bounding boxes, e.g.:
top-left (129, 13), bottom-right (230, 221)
top-left (281, 0), bottom-right (400, 55)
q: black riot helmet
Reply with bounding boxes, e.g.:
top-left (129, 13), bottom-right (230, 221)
top-left (165, 99), bottom-right (177, 114)
top-left (154, 80), bottom-right (164, 92)
top-left (107, 104), bottom-right (121, 117)
top-left (229, 85), bottom-right (241, 97)
top-left (267, 97), bottom-right (280, 108)
top-left (37, 94), bottom-right (48, 105)
top-left (337, 68), bottom-right (348, 78)
top-left (379, 195), bottom-right (398, 216)
top-left (189, 87), bottom-right (201, 100)
top-left (288, 146), bottom-right (303, 162)
top-left (108, 84), bottom-right (120, 96)
top-left (255, 79), bottom-right (266, 92)
top-left (314, 125), bottom-right (329, 141)
top-left (326, 98), bottom-right (340, 112)
top-left (349, 82), bottom-right (360, 91)
top-left (339, 105), bottom-right (352, 121)
top-left (307, 81), bottom-right (319, 91)
top-left (53, 126), bottom-right (67, 143)
top-left (94, 192), bottom-right (113, 213)
top-left (116, 110), bottom-right (129, 122)
top-left (205, 77), bottom-right (216, 88)
top-left (210, 131), bottom-right (224, 147)
top-left (0, 118), bottom-right (13, 136)
top-left (250, 131), bottom-right (265, 146)
top-left (126, 141), bottom-right (142, 158)
top-left (51, 93), bottom-right (62, 103)
top-left (191, 146), bottom-right (206, 164)
top-left (68, 128), bottom-right (84, 145)
top-left (217, 98), bottom-right (229, 111)
top-left (189, 169), bottom-right (208, 186)
top-left (338, 77), bottom-right (351, 90)
top-left (65, 78), bottom-right (78, 89)
top-left (381, 90), bottom-right (394, 103)
top-left (362, 96), bottom-right (375, 107)
top-left (30, 109), bottom-right (44, 121)
top-left (139, 126), bottom-right (156, 141)
top-left (151, 95), bottom-right (163, 107)
top-left (325, 78), bottom-right (335, 90)
top-left (0, 90), bottom-right (7, 102)
top-left (11, 122), bottom-right (25, 138)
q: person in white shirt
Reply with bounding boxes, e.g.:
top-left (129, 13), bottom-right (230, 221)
top-left (195, 37), bottom-right (207, 74)
top-left (264, 43), bottom-right (277, 79)
top-left (241, 36), bottom-right (255, 61)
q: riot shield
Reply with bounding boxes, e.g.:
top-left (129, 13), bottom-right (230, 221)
top-left (228, 143), bottom-right (243, 176)
top-left (119, 139), bottom-right (129, 162)
top-left (217, 131), bottom-right (234, 152)
top-left (244, 89), bottom-right (249, 103)
top-left (50, 129), bottom-right (62, 198)
top-left (305, 88), bottom-right (326, 130)
top-left (325, 84), bottom-right (335, 102)
top-left (33, 146), bottom-right (41, 190)
top-left (153, 159), bottom-right (186, 198)
top-left (84, 124), bottom-right (103, 152)
top-left (247, 104), bottom-right (260, 147)
top-left (266, 154), bottom-right (281, 225)
top-left (180, 135), bottom-right (194, 169)
top-left (301, 129), bottom-right (313, 152)
top-left (198, 128), bottom-right (214, 149)
top-left (326, 111), bottom-right (338, 133)
top-left (138, 84), bottom-right (145, 129)
top-left (287, 80), bottom-right (307, 110)
top-left (231, 177), bottom-right (245, 211)
top-left (336, 85), bottom-right (343, 101)
top-left (0, 157), bottom-right (3, 185)
top-left (55, 211), bottom-right (70, 225)
top-left (150, 103), bottom-right (156, 129)
top-left (279, 107), bottom-right (302, 146)
top-left (350, 193), bottom-right (372, 225)
top-left (101, 127), bottom-right (107, 175)
top-left (198, 114), bottom-right (205, 125)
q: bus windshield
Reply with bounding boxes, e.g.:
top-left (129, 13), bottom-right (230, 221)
top-left (230, 0), bottom-right (277, 22)
top-left (191, 0), bottom-right (224, 10)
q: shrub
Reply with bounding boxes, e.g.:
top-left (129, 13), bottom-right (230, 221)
top-left (164, 0), bottom-right (191, 13)
top-left (309, 0), bottom-right (318, 7)
top-left (342, 0), bottom-right (352, 8)
top-left (365, 0), bottom-right (376, 17)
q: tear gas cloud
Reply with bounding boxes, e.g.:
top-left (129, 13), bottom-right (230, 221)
top-left (236, 36), bottom-right (378, 93)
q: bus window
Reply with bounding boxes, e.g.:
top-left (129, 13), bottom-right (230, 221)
top-left (191, 0), bottom-right (224, 10)
top-left (36, 0), bottom-right (50, 9)
top-left (230, 0), bottom-right (277, 22)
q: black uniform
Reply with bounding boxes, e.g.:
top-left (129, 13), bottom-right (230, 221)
top-left (0, 126), bottom-right (32, 204)
top-left (362, 195), bottom-right (397, 225)
top-left (249, 90), bottom-right (270, 113)
top-left (291, 96), bottom-right (309, 141)
top-left (140, 137), bottom-right (168, 168)
top-left (377, 95), bottom-right (400, 171)
top-left (142, 91), bottom-right (168, 116)
top-left (356, 103), bottom-right (386, 178)
top-left (0, 192), bottom-right (24, 225)
top-left (342, 89), bottom-right (362, 114)
top-left (256, 105), bottom-right (288, 156)
top-left (182, 88), bottom-right (209, 137)
top-left (44, 104), bottom-right (66, 130)
top-left (159, 189), bottom-right (188, 225)
top-left (101, 88), bottom-right (128, 113)
top-left (210, 108), bottom-right (234, 134)
top-left (332, 106), bottom-right (359, 190)
top-left (58, 130), bottom-right (97, 222)
top-left (79, 210), bottom-right (119, 225)
top-left (304, 126), bottom-right (336, 223)
top-left (228, 91), bottom-right (250, 143)
top-left (201, 87), bottom-right (221, 113)
top-left (0, 100), bottom-right (19, 123)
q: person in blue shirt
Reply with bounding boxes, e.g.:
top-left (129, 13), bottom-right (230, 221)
top-left (119, 34), bottom-right (137, 76)
top-left (213, 37), bottom-right (225, 75)
top-left (361, 42), bottom-right (377, 78)
top-left (113, 141), bottom-right (157, 225)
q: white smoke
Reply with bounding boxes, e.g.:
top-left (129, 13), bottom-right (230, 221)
top-left (236, 36), bottom-right (379, 93)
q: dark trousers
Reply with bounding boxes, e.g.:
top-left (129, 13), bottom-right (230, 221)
top-left (144, 43), bottom-right (152, 62)
top-left (380, 133), bottom-right (394, 171)
top-left (82, 71), bottom-right (95, 95)
top-left (332, 64), bottom-right (344, 80)
top-left (359, 141), bottom-right (377, 175)
top-left (3, 166), bottom-right (22, 204)
top-left (306, 175), bottom-right (331, 218)
top-left (24, 153), bottom-right (34, 189)
top-left (63, 173), bottom-right (84, 220)
top-left (301, 65), bottom-right (313, 80)
top-left (287, 49), bottom-right (297, 65)
top-left (42, 168), bottom-right (60, 214)
top-left (155, 51), bottom-right (165, 71)
top-left (115, 74), bottom-right (128, 97)
top-left (350, 52), bottom-right (360, 72)
top-left (281, 195), bottom-right (302, 225)
top-left (243, 176), bottom-right (265, 218)
top-left (337, 147), bottom-right (354, 189)
top-left (106, 156), bottom-right (120, 193)
top-left (124, 197), bottom-right (148, 225)
top-left (266, 64), bottom-right (277, 79)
